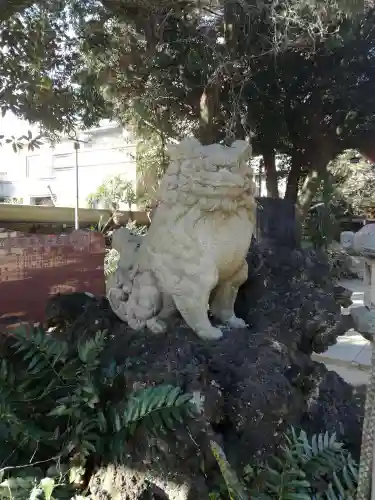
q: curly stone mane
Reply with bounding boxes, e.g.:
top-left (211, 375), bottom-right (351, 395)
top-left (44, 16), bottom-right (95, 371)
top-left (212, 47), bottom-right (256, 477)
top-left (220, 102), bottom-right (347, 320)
top-left (108, 137), bottom-right (256, 341)
top-left (157, 138), bottom-right (256, 223)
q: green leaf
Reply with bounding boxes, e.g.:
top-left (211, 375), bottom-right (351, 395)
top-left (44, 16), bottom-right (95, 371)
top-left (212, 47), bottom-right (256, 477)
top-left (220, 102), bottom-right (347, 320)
top-left (123, 385), bottom-right (194, 435)
top-left (48, 405), bottom-right (68, 417)
top-left (39, 477), bottom-right (55, 500)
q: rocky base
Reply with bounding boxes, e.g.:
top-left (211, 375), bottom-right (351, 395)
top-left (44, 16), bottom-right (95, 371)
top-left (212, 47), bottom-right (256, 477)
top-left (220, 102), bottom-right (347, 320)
top-left (46, 242), bottom-right (365, 499)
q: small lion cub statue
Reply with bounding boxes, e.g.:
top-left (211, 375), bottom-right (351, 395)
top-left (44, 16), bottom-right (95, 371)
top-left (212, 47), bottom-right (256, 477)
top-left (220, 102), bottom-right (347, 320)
top-left (107, 137), bottom-right (256, 340)
top-left (107, 228), bottom-right (142, 312)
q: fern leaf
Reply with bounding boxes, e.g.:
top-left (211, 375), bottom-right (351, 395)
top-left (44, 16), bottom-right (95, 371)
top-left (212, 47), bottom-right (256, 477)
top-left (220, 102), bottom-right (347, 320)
top-left (97, 411), bottom-right (107, 433)
top-left (311, 433), bottom-right (318, 456)
top-left (332, 470), bottom-right (345, 498)
top-left (0, 398), bottom-right (50, 445)
top-left (77, 330), bottom-right (107, 365)
top-left (121, 385), bottom-right (195, 435)
top-left (322, 455), bottom-right (358, 499)
top-left (11, 325), bottom-right (68, 380)
top-left (283, 494), bottom-right (311, 500)
top-left (341, 464), bottom-right (356, 490)
top-left (240, 427), bottom-right (359, 500)
top-left (149, 408), bottom-right (166, 434)
top-left (286, 427), bottom-right (358, 499)
top-left (262, 458), bottom-right (311, 499)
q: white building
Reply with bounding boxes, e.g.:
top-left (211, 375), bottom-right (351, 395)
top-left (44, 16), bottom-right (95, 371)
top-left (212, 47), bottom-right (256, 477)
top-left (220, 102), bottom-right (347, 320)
top-left (0, 121), bottom-right (137, 208)
top-left (0, 116), bottom-right (290, 207)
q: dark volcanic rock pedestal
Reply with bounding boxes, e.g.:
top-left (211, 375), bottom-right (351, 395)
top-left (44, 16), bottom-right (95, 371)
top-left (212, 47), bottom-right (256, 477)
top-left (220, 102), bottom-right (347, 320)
top-left (55, 200), bottom-right (364, 499)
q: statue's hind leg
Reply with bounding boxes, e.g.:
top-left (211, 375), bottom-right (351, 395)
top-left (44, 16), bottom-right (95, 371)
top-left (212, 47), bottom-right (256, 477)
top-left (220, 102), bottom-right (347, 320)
top-left (210, 261), bottom-right (248, 328)
top-left (146, 293), bottom-right (176, 334)
top-left (172, 268), bottom-right (223, 340)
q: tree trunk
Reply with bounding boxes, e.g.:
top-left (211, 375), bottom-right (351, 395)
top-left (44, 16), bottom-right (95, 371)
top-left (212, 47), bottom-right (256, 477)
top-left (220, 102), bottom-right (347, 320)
top-left (284, 152), bottom-right (302, 202)
top-left (285, 147), bottom-right (336, 222)
top-left (298, 168), bottom-right (323, 221)
top-left (262, 150), bottom-right (279, 198)
top-left (255, 197), bottom-right (300, 248)
top-left (198, 85), bottom-right (219, 145)
top-left (298, 154), bottom-right (334, 221)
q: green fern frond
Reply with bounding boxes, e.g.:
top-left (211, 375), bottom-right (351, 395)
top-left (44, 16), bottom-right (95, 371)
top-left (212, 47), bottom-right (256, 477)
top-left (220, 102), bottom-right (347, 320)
top-left (246, 449), bottom-right (311, 500)
top-left (122, 385), bottom-right (196, 435)
top-left (0, 398), bottom-right (50, 446)
top-left (241, 427), bottom-right (359, 500)
top-left (105, 428), bottom-right (129, 463)
top-left (58, 331), bottom-right (107, 382)
top-left (314, 453), bottom-right (358, 500)
top-left (11, 325), bottom-right (68, 377)
top-left (287, 428), bottom-right (344, 470)
top-left (0, 359), bottom-right (15, 388)
top-left (0, 320), bottom-right (195, 485)
top-left (100, 359), bottom-right (135, 387)
top-left (105, 384), bottom-right (195, 440)
top-left (77, 330), bottom-right (107, 366)
top-left (0, 355), bottom-right (54, 446)
top-left (104, 385), bottom-right (196, 462)
top-left (286, 427), bottom-right (358, 498)
top-left (64, 422), bottom-right (100, 459)
top-left (258, 460), bottom-right (311, 500)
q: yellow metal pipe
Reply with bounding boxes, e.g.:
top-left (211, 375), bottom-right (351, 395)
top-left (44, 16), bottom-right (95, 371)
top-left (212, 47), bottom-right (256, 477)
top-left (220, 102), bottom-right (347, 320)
top-left (0, 204), bottom-right (150, 226)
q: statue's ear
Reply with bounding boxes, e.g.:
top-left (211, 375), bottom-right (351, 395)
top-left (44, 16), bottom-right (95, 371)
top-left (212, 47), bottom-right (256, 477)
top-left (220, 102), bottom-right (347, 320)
top-left (166, 143), bottom-right (180, 160)
top-left (167, 137), bottom-right (202, 161)
top-left (111, 227), bottom-right (123, 249)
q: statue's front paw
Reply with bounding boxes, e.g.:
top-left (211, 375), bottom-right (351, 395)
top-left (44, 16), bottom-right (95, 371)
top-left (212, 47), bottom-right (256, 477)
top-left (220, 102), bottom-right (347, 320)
top-left (107, 288), bottom-right (125, 308)
top-left (146, 317), bottom-right (167, 334)
top-left (128, 317), bottom-right (146, 331)
top-left (227, 315), bottom-right (248, 329)
top-left (196, 326), bottom-right (223, 341)
top-left (122, 284), bottom-right (132, 295)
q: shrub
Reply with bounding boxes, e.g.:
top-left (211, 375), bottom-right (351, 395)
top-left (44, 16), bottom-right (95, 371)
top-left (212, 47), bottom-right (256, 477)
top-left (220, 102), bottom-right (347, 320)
top-left (104, 220), bottom-right (148, 277)
top-left (104, 247), bottom-right (119, 277)
top-left (211, 427), bottom-right (358, 500)
top-left (326, 248), bottom-right (359, 281)
top-left (0, 325), bottom-right (196, 497)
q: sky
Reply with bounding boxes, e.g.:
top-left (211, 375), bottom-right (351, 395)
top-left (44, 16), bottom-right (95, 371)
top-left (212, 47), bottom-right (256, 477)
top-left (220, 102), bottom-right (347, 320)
top-left (0, 112), bottom-right (39, 137)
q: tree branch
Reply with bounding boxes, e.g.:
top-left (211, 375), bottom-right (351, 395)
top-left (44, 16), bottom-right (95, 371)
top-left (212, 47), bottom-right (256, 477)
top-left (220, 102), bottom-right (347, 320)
top-left (0, 0), bottom-right (37, 21)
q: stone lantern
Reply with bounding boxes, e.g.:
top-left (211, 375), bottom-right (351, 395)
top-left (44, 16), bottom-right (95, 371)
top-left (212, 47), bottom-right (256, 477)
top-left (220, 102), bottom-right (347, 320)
top-left (341, 225), bottom-right (375, 341)
top-left (340, 224), bottom-right (375, 499)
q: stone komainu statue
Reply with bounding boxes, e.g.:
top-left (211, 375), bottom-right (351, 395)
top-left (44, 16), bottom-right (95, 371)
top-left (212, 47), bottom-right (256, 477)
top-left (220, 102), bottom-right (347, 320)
top-left (107, 137), bottom-right (256, 340)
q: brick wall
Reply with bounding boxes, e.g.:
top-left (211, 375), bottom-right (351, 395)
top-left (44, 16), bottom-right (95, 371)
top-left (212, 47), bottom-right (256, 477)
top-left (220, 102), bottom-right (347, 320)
top-left (0, 230), bottom-right (105, 325)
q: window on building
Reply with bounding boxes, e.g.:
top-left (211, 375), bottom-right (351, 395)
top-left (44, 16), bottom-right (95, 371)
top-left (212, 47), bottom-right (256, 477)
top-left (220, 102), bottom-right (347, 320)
top-left (27, 155), bottom-right (52, 178)
top-left (31, 197), bottom-right (54, 206)
top-left (53, 153), bottom-right (73, 169)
